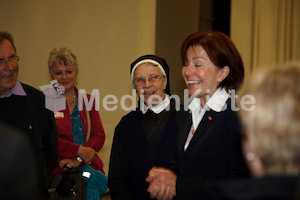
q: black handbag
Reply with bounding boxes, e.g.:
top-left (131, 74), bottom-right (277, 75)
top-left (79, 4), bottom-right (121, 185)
top-left (48, 171), bottom-right (86, 200)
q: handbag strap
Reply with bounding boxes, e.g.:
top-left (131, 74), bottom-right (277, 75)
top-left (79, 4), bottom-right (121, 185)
top-left (85, 107), bottom-right (91, 142)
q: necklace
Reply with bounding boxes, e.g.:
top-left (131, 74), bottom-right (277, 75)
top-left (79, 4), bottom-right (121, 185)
top-left (146, 110), bottom-right (166, 140)
top-left (67, 93), bottom-right (77, 106)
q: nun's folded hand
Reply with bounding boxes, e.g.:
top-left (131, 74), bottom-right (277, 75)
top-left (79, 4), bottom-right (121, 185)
top-left (146, 167), bottom-right (177, 200)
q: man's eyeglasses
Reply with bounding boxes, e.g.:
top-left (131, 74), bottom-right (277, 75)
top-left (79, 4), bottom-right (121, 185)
top-left (133, 74), bottom-right (164, 86)
top-left (0, 55), bottom-right (20, 67)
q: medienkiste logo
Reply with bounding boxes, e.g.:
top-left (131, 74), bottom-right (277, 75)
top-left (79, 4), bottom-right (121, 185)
top-left (40, 80), bottom-right (256, 113)
top-left (40, 80), bottom-right (66, 112)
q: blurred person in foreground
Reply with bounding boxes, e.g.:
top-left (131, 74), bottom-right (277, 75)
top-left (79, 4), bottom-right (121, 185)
top-left (0, 122), bottom-right (38, 200)
top-left (0, 31), bottom-right (57, 199)
top-left (108, 55), bottom-right (179, 199)
top-left (146, 31), bottom-right (249, 199)
top-left (207, 62), bottom-right (300, 200)
top-left (47, 47), bottom-right (107, 199)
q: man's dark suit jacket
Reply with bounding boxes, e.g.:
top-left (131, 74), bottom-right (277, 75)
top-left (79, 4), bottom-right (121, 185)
top-left (175, 99), bottom-right (249, 199)
top-left (0, 83), bottom-right (58, 199)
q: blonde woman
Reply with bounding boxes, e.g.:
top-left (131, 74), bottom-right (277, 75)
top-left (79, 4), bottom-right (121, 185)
top-left (48, 47), bottom-right (107, 199)
top-left (208, 62), bottom-right (300, 200)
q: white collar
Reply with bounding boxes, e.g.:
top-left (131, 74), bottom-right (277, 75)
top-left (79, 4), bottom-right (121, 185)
top-left (188, 97), bottom-right (201, 113)
top-left (206, 88), bottom-right (230, 112)
top-left (141, 94), bottom-right (170, 114)
top-left (188, 88), bottom-right (230, 113)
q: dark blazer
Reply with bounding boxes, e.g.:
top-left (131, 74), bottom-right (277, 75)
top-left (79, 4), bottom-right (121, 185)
top-left (109, 107), bottom-right (178, 200)
top-left (175, 98), bottom-right (249, 199)
top-left (0, 83), bottom-right (58, 199)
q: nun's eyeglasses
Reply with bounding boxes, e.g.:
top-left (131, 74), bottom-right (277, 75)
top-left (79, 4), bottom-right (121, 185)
top-left (133, 74), bottom-right (163, 86)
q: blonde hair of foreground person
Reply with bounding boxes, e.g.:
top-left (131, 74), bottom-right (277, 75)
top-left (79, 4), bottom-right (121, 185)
top-left (238, 62), bottom-right (300, 177)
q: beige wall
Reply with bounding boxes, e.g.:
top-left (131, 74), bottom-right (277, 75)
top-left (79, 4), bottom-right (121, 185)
top-left (231, 0), bottom-right (300, 80)
top-left (2, 0), bottom-right (299, 176)
top-left (155, 0), bottom-right (200, 99)
top-left (0, 0), bottom-right (156, 174)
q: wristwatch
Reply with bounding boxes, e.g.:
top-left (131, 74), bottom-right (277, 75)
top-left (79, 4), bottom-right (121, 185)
top-left (76, 156), bottom-right (83, 163)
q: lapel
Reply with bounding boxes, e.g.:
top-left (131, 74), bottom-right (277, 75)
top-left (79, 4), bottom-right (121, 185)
top-left (177, 110), bottom-right (192, 153)
top-left (187, 108), bottom-right (219, 149)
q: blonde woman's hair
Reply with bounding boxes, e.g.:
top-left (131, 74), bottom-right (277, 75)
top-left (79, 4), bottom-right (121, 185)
top-left (48, 47), bottom-right (78, 76)
top-left (238, 62), bottom-right (300, 175)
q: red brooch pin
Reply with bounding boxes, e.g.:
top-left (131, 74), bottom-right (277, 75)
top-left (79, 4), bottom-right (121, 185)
top-left (208, 116), bottom-right (212, 120)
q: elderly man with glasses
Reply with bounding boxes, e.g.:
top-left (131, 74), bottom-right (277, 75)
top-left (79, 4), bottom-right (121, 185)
top-left (0, 31), bottom-right (57, 200)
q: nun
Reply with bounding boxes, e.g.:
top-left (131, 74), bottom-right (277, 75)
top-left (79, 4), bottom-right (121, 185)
top-left (108, 55), bottom-right (179, 200)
